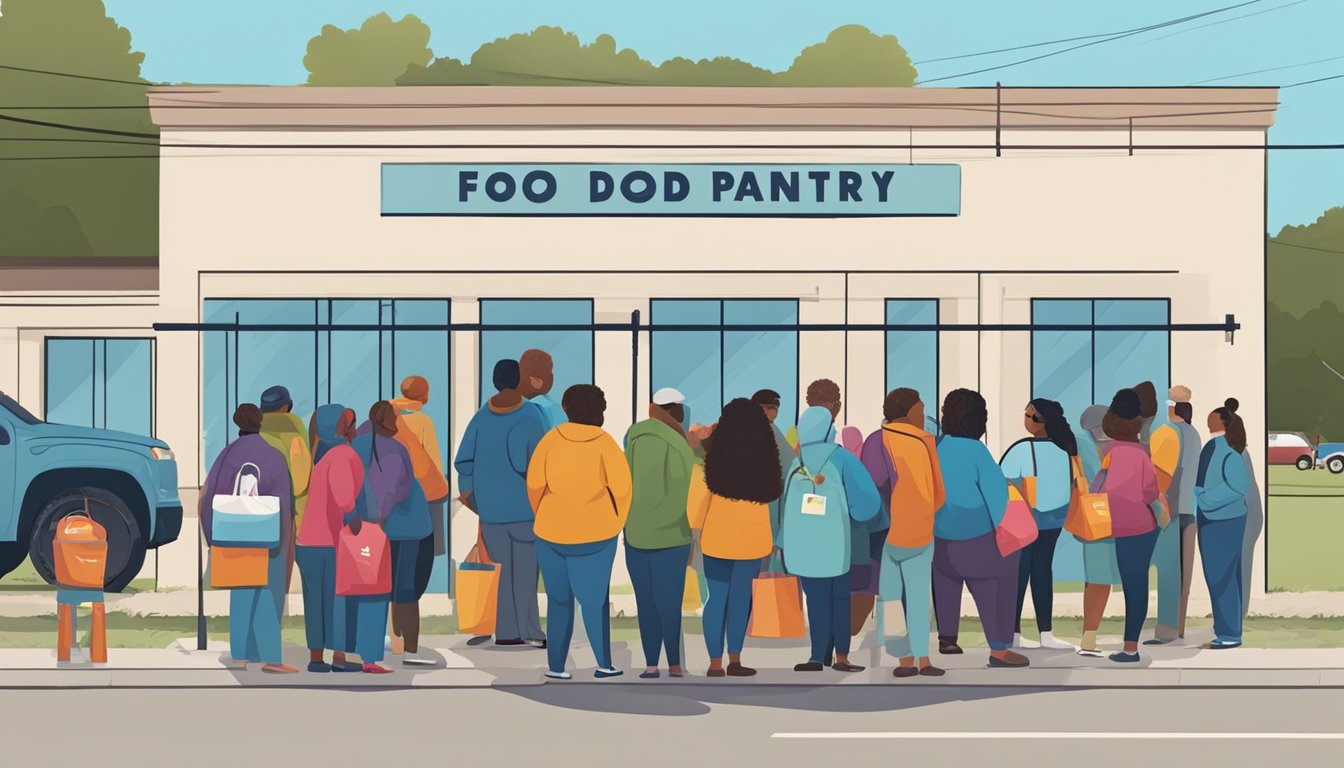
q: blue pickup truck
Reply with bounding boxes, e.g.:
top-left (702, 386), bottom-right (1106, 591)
top-left (0, 391), bottom-right (182, 591)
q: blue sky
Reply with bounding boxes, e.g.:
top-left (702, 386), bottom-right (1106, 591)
top-left (102, 0), bottom-right (1344, 232)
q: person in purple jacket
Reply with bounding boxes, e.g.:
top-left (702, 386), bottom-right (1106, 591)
top-left (349, 401), bottom-right (415, 674)
top-left (200, 404), bottom-right (297, 674)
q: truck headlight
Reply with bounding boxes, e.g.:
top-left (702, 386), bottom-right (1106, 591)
top-left (151, 447), bottom-right (175, 461)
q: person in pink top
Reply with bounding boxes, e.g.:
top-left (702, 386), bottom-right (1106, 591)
top-left (1097, 389), bottom-right (1167, 663)
top-left (297, 404), bottom-right (367, 673)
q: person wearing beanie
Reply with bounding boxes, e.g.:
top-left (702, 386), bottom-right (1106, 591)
top-left (454, 359), bottom-right (547, 648)
top-left (1097, 389), bottom-right (1164, 663)
top-left (1074, 404), bottom-right (1122, 657)
top-left (1147, 384), bottom-right (1203, 644)
top-left (200, 404), bottom-right (298, 674)
top-left (1196, 398), bottom-right (1252, 649)
top-left (259, 384), bottom-right (312, 594)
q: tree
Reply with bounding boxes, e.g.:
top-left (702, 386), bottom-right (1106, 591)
top-left (777, 25), bottom-right (917, 86)
top-left (0, 0), bottom-right (157, 258)
top-left (1268, 207), bottom-right (1344, 316)
top-left (304, 13), bottom-right (433, 86)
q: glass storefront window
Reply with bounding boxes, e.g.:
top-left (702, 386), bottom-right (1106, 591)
top-left (885, 299), bottom-right (940, 433)
top-left (45, 337), bottom-right (153, 436)
top-left (478, 299), bottom-right (594, 406)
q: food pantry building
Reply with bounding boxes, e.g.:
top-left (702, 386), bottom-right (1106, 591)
top-left (0, 86), bottom-right (1275, 591)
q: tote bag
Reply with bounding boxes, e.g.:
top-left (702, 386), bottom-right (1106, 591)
top-left (1065, 456), bottom-right (1113, 541)
top-left (336, 521), bottom-right (392, 596)
top-left (996, 484), bottom-right (1039, 557)
top-left (748, 552), bottom-right (806, 639)
top-left (211, 463), bottom-right (281, 548)
top-left (209, 546), bottom-right (269, 589)
top-left (456, 532), bottom-right (499, 636)
top-left (681, 567), bottom-right (702, 613)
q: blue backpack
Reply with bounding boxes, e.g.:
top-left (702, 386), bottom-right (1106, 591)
top-left (779, 445), bottom-right (853, 579)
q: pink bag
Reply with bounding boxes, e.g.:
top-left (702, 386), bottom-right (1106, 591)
top-left (995, 485), bottom-right (1039, 557)
top-left (336, 521), bottom-right (391, 597)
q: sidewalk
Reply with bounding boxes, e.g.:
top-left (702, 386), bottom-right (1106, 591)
top-left (3, 629), bottom-right (1343, 689)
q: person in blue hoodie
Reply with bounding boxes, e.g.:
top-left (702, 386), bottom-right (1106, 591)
top-left (1196, 398), bottom-right (1252, 649)
top-left (780, 406), bottom-right (881, 673)
top-left (520, 349), bottom-right (567, 432)
top-left (455, 359), bottom-right (548, 647)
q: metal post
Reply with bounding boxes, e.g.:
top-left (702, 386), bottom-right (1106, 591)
top-left (630, 310), bottom-right (640, 426)
top-left (995, 81), bottom-right (1002, 158)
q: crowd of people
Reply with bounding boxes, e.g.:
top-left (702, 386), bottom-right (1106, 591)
top-left (198, 346), bottom-right (1256, 678)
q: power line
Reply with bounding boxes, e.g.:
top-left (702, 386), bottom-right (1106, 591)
top-left (1283, 73), bottom-right (1344, 88)
top-left (1271, 240), bottom-right (1344, 256)
top-left (1142, 0), bottom-right (1311, 44)
top-left (1193, 53), bottom-right (1344, 84)
top-left (917, 0), bottom-right (1268, 85)
top-left (0, 62), bottom-right (157, 87)
top-left (0, 112), bottom-right (158, 139)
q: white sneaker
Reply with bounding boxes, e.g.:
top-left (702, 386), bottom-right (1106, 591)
top-left (594, 667), bottom-right (624, 679)
top-left (1076, 646), bottom-right (1104, 658)
top-left (545, 669), bottom-right (572, 680)
top-left (1038, 632), bottom-right (1075, 651)
top-left (402, 653), bottom-right (436, 666)
top-left (1013, 633), bottom-right (1040, 649)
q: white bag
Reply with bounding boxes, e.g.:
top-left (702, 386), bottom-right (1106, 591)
top-left (211, 462), bottom-right (282, 547)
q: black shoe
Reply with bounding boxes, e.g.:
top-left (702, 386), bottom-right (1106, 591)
top-left (1143, 637), bottom-right (1174, 646)
top-left (794, 661), bottom-right (825, 672)
top-left (1109, 651), bottom-right (1142, 663)
top-left (988, 651), bottom-right (1030, 668)
top-left (939, 641), bottom-right (964, 655)
top-left (726, 662), bottom-right (757, 677)
top-left (494, 638), bottom-right (525, 646)
top-left (918, 665), bottom-right (946, 677)
top-left (892, 666), bottom-right (919, 678)
top-left (832, 662), bottom-right (865, 673)
top-left (466, 636), bottom-right (492, 647)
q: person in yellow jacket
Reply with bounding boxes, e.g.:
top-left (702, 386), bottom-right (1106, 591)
top-left (259, 385), bottom-right (311, 592)
top-left (527, 384), bottom-right (632, 680)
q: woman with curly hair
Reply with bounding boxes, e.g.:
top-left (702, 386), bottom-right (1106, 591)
top-left (1196, 398), bottom-right (1251, 649)
top-left (932, 389), bottom-right (1028, 668)
top-left (688, 398), bottom-right (783, 677)
top-left (1098, 388), bottom-right (1165, 663)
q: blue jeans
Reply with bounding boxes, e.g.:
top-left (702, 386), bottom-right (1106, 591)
top-left (296, 545), bottom-right (347, 652)
top-left (230, 543), bottom-right (286, 664)
top-left (1115, 528), bottom-right (1160, 643)
top-left (1198, 512), bottom-right (1246, 643)
top-left (625, 542), bottom-right (690, 668)
top-left (800, 574), bottom-right (851, 664)
top-left (1153, 515), bottom-right (1182, 630)
top-left (537, 537), bottom-right (618, 673)
top-left (879, 542), bottom-right (933, 659)
top-left (345, 595), bottom-right (390, 664)
top-left (702, 555), bottom-right (760, 660)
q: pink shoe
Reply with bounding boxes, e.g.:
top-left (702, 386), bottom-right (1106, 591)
top-left (362, 664), bottom-right (393, 674)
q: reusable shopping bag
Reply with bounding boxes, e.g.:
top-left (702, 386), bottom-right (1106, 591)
top-left (456, 527), bottom-right (499, 636)
top-left (1065, 455), bottom-right (1113, 541)
top-left (336, 520), bottom-right (392, 596)
top-left (682, 567), bottom-right (702, 613)
top-left (209, 546), bottom-right (268, 589)
top-left (210, 463), bottom-right (281, 547)
top-left (53, 503), bottom-right (107, 589)
top-left (748, 552), bottom-right (806, 639)
top-left (995, 484), bottom-right (1039, 557)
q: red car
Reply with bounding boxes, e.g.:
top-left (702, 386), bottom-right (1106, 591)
top-left (1268, 431), bottom-right (1315, 470)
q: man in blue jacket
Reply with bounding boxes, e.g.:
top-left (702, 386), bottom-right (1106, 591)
top-left (455, 359), bottom-right (547, 647)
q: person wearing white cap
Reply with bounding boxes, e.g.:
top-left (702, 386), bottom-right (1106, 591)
top-left (623, 387), bottom-right (701, 678)
top-left (1148, 385), bottom-right (1203, 643)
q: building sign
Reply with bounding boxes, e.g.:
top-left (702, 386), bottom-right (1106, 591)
top-left (381, 163), bottom-right (960, 217)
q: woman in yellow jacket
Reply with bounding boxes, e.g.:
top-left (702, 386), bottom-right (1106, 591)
top-left (527, 384), bottom-right (632, 680)
top-left (688, 398), bottom-right (784, 678)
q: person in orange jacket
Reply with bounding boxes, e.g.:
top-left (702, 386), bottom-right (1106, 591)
top-left (527, 384), bottom-right (632, 680)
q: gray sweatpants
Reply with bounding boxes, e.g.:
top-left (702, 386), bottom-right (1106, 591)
top-left (482, 521), bottom-right (544, 641)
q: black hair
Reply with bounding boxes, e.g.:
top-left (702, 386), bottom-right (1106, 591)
top-left (750, 389), bottom-right (782, 408)
top-left (1174, 402), bottom-right (1194, 424)
top-left (662, 403), bottom-right (685, 425)
top-left (704, 398), bottom-right (783, 504)
top-left (941, 389), bottom-right (988, 440)
top-left (561, 384), bottom-right (606, 427)
top-left (883, 388), bottom-right (920, 422)
top-left (1132, 381), bottom-right (1159, 420)
top-left (1029, 398), bottom-right (1078, 457)
top-left (1214, 397), bottom-right (1247, 454)
top-left (492, 359), bottom-right (521, 392)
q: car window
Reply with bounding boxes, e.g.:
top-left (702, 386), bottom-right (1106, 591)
top-left (0, 392), bottom-right (42, 425)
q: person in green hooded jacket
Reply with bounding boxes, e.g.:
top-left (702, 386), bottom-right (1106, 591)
top-left (623, 387), bottom-right (702, 679)
top-left (260, 385), bottom-right (312, 593)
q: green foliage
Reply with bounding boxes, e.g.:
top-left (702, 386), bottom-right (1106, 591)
top-left (1268, 207), bottom-right (1344, 317)
top-left (397, 24), bottom-right (913, 86)
top-left (0, 0), bottom-right (157, 258)
top-left (304, 12), bottom-right (434, 86)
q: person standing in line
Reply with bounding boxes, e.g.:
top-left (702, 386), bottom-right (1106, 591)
top-left (862, 388), bottom-right (946, 678)
top-left (519, 349), bottom-right (567, 432)
top-left (1000, 399), bottom-right (1078, 651)
top-left (932, 389), bottom-right (1029, 668)
top-left (1149, 386), bottom-right (1204, 643)
top-left (455, 360), bottom-right (548, 648)
top-left (350, 401), bottom-right (415, 674)
top-left (805, 378), bottom-right (843, 420)
top-left (781, 407), bottom-right (881, 673)
top-left (1132, 380), bottom-right (1180, 646)
top-left (1074, 404), bottom-right (1124, 657)
top-left (529, 384), bottom-right (633, 680)
top-left (750, 389), bottom-right (796, 545)
top-left (298, 404), bottom-right (363, 673)
top-left (259, 385), bottom-right (312, 594)
top-left (1197, 399), bottom-right (1252, 649)
top-left (688, 398), bottom-right (783, 678)
top-left (624, 387), bottom-right (699, 679)
top-left (388, 375), bottom-right (448, 665)
top-left (201, 404), bottom-right (298, 674)
top-left (1098, 389), bottom-right (1167, 664)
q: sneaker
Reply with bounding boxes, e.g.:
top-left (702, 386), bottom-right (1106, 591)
top-left (987, 651), bottom-right (1030, 668)
top-left (1109, 651), bottom-right (1141, 663)
top-left (594, 667), bottom-right (624, 679)
top-left (527, 638), bottom-right (548, 649)
top-left (544, 669), bottom-right (572, 680)
top-left (794, 661), bottom-right (825, 672)
top-left (1076, 646), bottom-right (1105, 658)
top-left (402, 653), bottom-right (436, 666)
top-left (1037, 632), bottom-right (1075, 651)
top-left (1206, 639), bottom-right (1242, 650)
top-left (306, 661), bottom-right (333, 673)
top-left (362, 663), bottom-right (394, 674)
top-left (1013, 633), bottom-right (1040, 649)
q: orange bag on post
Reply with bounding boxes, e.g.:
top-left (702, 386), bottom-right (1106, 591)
top-left (748, 555), bottom-right (806, 639)
top-left (54, 506), bottom-right (107, 589)
top-left (456, 527), bottom-right (499, 636)
top-left (210, 546), bottom-right (269, 588)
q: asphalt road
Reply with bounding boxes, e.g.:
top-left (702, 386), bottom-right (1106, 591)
top-left (5, 685), bottom-right (1342, 766)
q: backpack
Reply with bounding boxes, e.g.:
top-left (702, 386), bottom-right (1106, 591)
top-left (779, 444), bottom-right (852, 579)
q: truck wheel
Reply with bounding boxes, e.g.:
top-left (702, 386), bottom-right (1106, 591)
top-left (1296, 456), bottom-right (1315, 471)
top-left (1329, 457), bottom-right (1344, 475)
top-left (28, 488), bottom-right (147, 593)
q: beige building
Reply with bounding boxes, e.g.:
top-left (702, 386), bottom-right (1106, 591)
top-left (0, 86), bottom-right (1276, 594)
